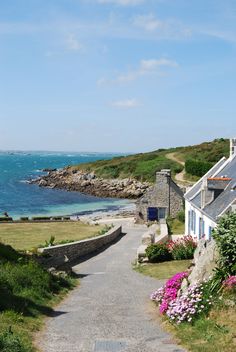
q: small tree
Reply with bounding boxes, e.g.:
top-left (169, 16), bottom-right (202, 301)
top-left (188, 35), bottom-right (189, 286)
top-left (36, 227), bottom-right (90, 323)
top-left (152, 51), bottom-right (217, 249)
top-left (213, 212), bottom-right (236, 276)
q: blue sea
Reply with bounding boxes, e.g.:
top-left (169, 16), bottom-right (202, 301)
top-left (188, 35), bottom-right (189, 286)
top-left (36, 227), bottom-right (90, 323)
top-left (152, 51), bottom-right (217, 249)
top-left (0, 151), bottom-right (133, 219)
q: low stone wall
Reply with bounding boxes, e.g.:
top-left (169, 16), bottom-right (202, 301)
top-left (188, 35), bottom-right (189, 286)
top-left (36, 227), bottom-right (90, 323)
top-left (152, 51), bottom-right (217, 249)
top-left (137, 221), bottom-right (171, 262)
top-left (37, 225), bottom-right (122, 269)
top-left (155, 219), bottom-right (169, 243)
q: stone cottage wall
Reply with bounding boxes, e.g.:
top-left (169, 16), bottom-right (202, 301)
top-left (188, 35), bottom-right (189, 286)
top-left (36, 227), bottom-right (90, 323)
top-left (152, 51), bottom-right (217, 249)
top-left (136, 170), bottom-right (183, 223)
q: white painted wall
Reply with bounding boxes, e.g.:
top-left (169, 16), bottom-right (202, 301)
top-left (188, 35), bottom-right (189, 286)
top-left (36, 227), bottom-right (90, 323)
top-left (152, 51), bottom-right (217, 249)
top-left (185, 200), bottom-right (216, 241)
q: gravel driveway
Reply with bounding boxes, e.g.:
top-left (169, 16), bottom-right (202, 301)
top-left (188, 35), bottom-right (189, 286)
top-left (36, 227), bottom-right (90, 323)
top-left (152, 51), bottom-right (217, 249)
top-left (38, 224), bottom-right (185, 352)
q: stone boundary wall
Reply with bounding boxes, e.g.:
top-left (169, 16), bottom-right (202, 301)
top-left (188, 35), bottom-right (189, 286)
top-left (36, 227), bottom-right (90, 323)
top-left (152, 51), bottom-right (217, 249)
top-left (37, 225), bottom-right (122, 268)
top-left (156, 219), bottom-right (169, 243)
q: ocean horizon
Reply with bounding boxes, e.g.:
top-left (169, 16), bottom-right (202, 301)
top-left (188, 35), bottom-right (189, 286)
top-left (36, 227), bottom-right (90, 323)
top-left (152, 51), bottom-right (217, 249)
top-left (0, 151), bottom-right (133, 219)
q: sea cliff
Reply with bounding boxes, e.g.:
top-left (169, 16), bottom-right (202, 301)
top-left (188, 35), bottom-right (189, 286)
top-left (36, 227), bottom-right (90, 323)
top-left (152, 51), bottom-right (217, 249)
top-left (30, 168), bottom-right (150, 199)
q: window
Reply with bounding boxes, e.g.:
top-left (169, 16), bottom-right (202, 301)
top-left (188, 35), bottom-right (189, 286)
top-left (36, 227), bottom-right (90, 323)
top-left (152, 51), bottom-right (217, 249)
top-left (158, 208), bottom-right (166, 219)
top-left (190, 210), bottom-right (196, 233)
top-left (188, 210), bottom-right (191, 234)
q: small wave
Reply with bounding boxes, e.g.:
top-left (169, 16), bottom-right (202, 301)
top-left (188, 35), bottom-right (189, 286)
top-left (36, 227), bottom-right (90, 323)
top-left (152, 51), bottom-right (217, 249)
top-left (19, 180), bottom-right (29, 184)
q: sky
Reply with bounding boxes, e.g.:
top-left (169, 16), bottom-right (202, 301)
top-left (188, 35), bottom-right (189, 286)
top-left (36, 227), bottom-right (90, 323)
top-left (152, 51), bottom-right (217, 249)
top-left (0, 0), bottom-right (236, 153)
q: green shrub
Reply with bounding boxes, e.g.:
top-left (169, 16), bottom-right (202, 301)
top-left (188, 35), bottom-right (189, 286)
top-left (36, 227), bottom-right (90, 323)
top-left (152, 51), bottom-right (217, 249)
top-left (0, 217), bottom-right (13, 222)
top-left (98, 224), bottom-right (113, 236)
top-left (20, 217), bottom-right (29, 222)
top-left (0, 243), bottom-right (21, 262)
top-left (177, 210), bottom-right (185, 223)
top-left (145, 243), bottom-right (172, 263)
top-left (185, 159), bottom-right (213, 177)
top-left (31, 216), bottom-right (51, 221)
top-left (44, 236), bottom-right (55, 247)
top-left (213, 212), bottom-right (236, 276)
top-left (51, 216), bottom-right (62, 221)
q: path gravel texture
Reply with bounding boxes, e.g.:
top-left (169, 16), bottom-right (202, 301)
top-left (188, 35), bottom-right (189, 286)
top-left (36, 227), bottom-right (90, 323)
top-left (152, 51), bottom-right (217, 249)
top-left (38, 223), bottom-right (186, 352)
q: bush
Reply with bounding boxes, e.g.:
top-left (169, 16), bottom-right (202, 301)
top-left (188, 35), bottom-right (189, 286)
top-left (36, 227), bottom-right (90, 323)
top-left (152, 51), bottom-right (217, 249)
top-left (150, 271), bottom-right (188, 314)
top-left (51, 216), bottom-right (62, 221)
top-left (31, 216), bottom-right (51, 221)
top-left (146, 243), bottom-right (172, 263)
top-left (0, 243), bottom-right (21, 262)
top-left (20, 217), bottom-right (29, 222)
top-left (177, 210), bottom-right (185, 223)
top-left (0, 328), bottom-right (30, 352)
top-left (167, 236), bottom-right (197, 260)
top-left (213, 212), bottom-right (236, 276)
top-left (0, 217), bottom-right (13, 222)
top-left (185, 159), bottom-right (213, 177)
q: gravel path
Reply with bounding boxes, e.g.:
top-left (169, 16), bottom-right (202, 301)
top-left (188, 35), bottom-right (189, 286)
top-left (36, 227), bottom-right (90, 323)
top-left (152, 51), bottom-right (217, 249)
top-left (38, 224), bottom-right (185, 352)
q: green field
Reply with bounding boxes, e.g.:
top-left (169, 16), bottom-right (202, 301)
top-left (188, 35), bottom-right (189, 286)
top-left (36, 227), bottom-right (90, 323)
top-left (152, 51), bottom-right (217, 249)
top-left (0, 222), bottom-right (103, 250)
top-left (71, 138), bottom-right (229, 182)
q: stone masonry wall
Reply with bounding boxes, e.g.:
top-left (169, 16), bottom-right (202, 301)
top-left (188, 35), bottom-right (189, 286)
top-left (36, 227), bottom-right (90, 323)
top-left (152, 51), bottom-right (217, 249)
top-left (37, 225), bottom-right (122, 269)
top-left (136, 171), bottom-right (183, 223)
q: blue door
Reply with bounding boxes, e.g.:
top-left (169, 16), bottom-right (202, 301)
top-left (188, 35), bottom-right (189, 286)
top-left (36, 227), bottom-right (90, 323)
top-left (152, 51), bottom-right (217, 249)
top-left (147, 207), bottom-right (158, 221)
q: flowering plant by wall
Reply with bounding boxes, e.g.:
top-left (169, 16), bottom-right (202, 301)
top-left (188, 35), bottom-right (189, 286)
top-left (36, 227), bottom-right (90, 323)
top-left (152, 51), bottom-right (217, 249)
top-left (167, 236), bottom-right (197, 260)
top-left (146, 236), bottom-right (197, 263)
top-left (151, 272), bottom-right (213, 324)
top-left (223, 276), bottom-right (236, 290)
top-left (150, 271), bottom-right (188, 314)
top-left (166, 282), bottom-right (212, 324)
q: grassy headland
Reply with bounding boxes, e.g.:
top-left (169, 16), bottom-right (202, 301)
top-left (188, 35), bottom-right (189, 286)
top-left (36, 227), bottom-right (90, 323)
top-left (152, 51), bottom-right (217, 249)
top-left (0, 222), bottom-right (104, 251)
top-left (71, 138), bottom-right (229, 183)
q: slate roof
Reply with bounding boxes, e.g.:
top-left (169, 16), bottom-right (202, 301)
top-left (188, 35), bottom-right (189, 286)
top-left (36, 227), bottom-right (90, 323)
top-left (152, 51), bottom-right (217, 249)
top-left (185, 155), bottom-right (236, 222)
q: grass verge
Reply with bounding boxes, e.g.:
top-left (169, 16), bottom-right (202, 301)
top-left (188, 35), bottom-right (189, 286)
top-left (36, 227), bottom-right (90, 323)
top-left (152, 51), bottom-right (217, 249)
top-left (0, 243), bottom-right (76, 352)
top-left (167, 218), bottom-right (185, 235)
top-left (134, 260), bottom-right (191, 280)
top-left (0, 222), bottom-right (104, 250)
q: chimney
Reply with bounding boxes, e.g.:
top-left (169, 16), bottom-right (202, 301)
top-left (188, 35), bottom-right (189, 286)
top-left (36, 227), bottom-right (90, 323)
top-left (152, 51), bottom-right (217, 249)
top-left (201, 178), bottom-right (214, 209)
top-left (230, 138), bottom-right (236, 158)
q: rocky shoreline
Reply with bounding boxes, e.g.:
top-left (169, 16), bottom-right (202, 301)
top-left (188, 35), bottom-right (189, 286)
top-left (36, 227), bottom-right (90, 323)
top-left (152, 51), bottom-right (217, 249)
top-left (29, 168), bottom-right (150, 199)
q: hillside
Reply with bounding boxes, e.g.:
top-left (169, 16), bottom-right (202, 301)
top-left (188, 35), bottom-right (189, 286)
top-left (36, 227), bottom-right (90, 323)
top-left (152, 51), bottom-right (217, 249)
top-left (71, 138), bottom-right (229, 183)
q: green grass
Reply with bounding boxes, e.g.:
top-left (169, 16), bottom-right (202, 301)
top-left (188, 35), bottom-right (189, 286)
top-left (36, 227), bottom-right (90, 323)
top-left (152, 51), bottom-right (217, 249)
top-left (167, 219), bottom-right (185, 235)
top-left (165, 294), bottom-right (236, 352)
top-left (71, 138), bottom-right (229, 183)
top-left (134, 260), bottom-right (191, 279)
top-left (0, 243), bottom-right (76, 352)
top-left (0, 222), bottom-right (104, 250)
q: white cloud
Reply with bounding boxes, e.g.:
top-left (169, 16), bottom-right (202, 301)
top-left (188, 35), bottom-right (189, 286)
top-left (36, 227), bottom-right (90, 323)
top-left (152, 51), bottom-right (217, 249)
top-left (66, 34), bottom-right (83, 51)
top-left (108, 57), bottom-right (178, 84)
top-left (140, 58), bottom-right (178, 71)
top-left (98, 57), bottom-right (178, 85)
top-left (132, 13), bottom-right (192, 40)
top-left (97, 0), bottom-right (145, 6)
top-left (111, 98), bottom-right (140, 108)
top-left (132, 14), bottom-right (163, 31)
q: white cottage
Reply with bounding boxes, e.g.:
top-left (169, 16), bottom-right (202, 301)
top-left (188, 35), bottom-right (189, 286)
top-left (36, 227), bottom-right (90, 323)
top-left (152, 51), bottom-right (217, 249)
top-left (185, 138), bottom-right (236, 241)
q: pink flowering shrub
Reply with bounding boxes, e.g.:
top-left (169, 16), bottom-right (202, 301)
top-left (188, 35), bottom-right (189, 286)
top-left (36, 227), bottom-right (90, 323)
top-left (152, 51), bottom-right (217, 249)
top-left (167, 236), bottom-right (197, 260)
top-left (166, 283), bottom-right (213, 324)
top-left (151, 271), bottom-right (188, 314)
top-left (150, 271), bottom-right (214, 324)
top-left (223, 276), bottom-right (236, 290)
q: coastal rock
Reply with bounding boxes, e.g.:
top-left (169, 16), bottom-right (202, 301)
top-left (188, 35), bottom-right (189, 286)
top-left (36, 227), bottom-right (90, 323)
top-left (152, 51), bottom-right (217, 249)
top-left (29, 168), bottom-right (151, 199)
